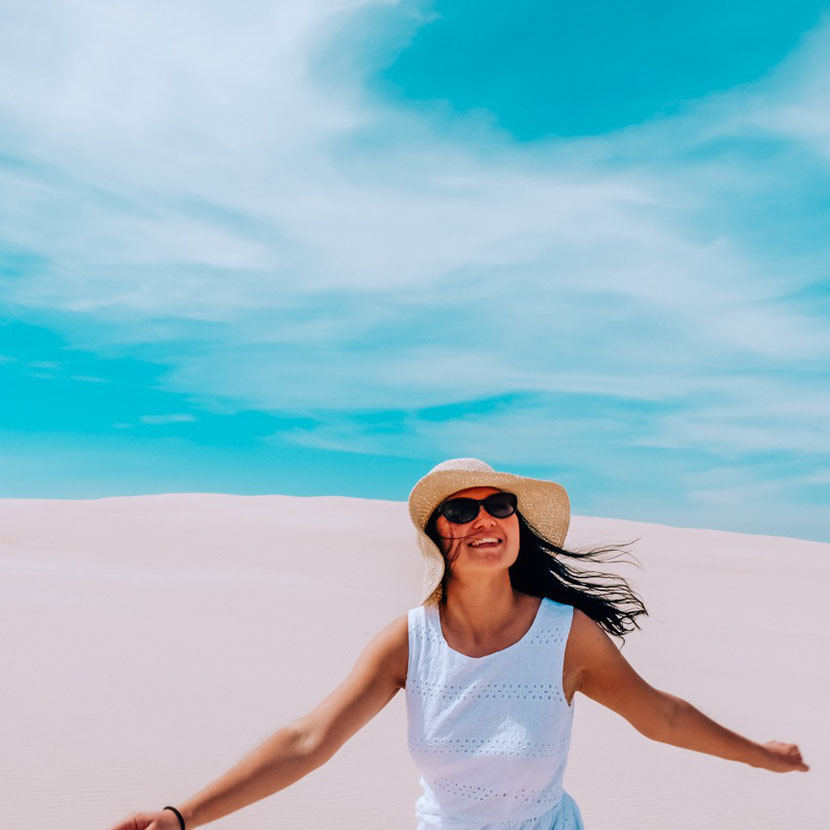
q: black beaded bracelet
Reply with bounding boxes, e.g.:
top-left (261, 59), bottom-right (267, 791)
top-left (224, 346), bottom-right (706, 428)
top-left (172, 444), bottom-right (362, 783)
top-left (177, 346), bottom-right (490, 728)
top-left (163, 805), bottom-right (186, 830)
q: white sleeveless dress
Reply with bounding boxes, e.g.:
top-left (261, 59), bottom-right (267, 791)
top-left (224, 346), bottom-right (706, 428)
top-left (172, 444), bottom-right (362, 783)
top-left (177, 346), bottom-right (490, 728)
top-left (405, 597), bottom-right (584, 830)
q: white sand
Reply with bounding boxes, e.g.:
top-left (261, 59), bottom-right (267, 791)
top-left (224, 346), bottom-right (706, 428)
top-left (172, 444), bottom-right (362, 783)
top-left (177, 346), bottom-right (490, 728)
top-left (1, 494), bottom-right (825, 829)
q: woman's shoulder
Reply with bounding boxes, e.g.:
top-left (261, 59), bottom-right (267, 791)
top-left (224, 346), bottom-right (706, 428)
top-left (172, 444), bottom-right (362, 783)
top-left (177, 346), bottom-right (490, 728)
top-left (360, 612), bottom-right (409, 690)
top-left (563, 607), bottom-right (617, 665)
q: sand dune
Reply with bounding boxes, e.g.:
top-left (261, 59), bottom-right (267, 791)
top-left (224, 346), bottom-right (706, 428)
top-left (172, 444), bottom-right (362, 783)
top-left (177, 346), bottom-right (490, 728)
top-left (1, 494), bottom-right (825, 829)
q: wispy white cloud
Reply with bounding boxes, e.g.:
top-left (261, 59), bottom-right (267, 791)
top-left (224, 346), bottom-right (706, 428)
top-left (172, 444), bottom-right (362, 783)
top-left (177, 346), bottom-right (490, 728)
top-left (139, 414), bottom-right (197, 425)
top-left (738, 15), bottom-right (830, 159)
top-left (273, 369), bottom-right (830, 463)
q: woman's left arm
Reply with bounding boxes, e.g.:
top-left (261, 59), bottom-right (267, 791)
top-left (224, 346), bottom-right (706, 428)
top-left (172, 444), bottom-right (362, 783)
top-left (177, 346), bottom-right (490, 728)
top-left (568, 609), bottom-right (810, 773)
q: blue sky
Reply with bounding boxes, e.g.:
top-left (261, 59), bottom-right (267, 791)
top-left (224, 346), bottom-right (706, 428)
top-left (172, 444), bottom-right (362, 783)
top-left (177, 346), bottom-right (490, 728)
top-left (1, 1), bottom-right (829, 542)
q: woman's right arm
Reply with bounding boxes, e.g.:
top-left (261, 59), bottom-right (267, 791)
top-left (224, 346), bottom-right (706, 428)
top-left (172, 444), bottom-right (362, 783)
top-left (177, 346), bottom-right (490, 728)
top-left (108, 613), bottom-right (409, 830)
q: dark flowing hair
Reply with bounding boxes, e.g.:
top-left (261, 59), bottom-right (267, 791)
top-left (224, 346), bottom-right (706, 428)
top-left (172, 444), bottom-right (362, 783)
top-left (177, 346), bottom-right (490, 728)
top-left (424, 508), bottom-right (648, 643)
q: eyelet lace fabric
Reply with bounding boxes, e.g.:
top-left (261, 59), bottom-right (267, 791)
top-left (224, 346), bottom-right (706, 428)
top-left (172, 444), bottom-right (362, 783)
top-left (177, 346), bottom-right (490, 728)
top-left (405, 598), bottom-right (584, 830)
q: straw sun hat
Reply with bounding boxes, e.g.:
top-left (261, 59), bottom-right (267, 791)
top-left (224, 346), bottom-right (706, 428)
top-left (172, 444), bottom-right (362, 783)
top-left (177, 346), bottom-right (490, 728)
top-left (408, 458), bottom-right (571, 605)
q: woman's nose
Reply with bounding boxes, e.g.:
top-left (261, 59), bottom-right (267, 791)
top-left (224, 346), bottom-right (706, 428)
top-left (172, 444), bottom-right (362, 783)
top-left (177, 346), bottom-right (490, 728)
top-left (470, 507), bottom-right (497, 527)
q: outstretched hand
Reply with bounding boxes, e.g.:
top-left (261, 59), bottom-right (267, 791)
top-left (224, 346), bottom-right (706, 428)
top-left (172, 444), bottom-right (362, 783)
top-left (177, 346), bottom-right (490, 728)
top-left (108, 809), bottom-right (183, 830)
top-left (758, 740), bottom-right (810, 772)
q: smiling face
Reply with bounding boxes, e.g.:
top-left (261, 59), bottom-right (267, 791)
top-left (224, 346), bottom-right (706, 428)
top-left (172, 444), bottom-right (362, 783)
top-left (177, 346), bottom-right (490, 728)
top-left (433, 486), bottom-right (521, 581)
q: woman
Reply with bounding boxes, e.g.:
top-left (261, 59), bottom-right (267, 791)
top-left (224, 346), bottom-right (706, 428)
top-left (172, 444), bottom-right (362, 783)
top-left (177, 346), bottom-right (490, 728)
top-left (109, 458), bottom-right (809, 830)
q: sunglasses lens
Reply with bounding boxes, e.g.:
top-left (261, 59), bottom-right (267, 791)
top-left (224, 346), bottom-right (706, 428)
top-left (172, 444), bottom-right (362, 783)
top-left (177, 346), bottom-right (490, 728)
top-left (439, 492), bottom-right (517, 523)
top-left (484, 492), bottom-right (517, 517)
top-left (441, 498), bottom-right (479, 524)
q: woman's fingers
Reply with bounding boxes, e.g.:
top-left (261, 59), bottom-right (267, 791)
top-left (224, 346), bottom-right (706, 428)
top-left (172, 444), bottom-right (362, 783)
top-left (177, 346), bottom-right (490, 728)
top-left (108, 811), bottom-right (177, 830)
top-left (107, 815), bottom-right (139, 830)
top-left (762, 740), bottom-right (810, 772)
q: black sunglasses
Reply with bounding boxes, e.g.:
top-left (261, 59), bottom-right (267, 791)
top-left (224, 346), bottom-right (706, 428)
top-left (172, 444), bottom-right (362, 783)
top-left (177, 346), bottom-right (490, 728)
top-left (437, 491), bottom-right (518, 524)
